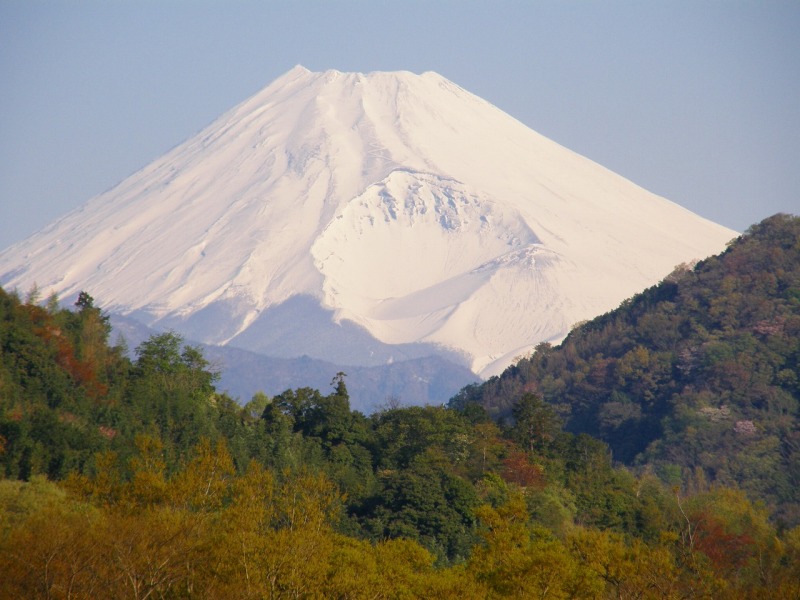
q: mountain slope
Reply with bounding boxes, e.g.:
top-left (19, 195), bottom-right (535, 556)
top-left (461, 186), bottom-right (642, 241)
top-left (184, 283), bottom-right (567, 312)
top-left (0, 66), bottom-right (736, 378)
top-left (454, 214), bottom-right (800, 523)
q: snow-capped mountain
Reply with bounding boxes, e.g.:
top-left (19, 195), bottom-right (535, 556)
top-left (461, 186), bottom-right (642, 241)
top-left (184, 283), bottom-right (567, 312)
top-left (0, 66), bottom-right (736, 380)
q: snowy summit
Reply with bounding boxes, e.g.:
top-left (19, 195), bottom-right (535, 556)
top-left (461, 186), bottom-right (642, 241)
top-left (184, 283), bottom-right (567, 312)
top-left (0, 66), bottom-right (736, 378)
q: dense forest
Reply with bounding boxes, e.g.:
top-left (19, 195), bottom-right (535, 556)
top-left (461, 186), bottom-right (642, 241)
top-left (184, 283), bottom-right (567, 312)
top-left (0, 215), bottom-right (799, 598)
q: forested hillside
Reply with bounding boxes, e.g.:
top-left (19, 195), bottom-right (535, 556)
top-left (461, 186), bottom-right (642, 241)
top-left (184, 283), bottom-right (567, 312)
top-left (455, 214), bottom-right (800, 525)
top-left (1, 217), bottom-right (799, 598)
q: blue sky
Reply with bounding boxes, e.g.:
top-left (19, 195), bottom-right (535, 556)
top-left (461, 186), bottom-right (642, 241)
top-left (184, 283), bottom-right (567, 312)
top-left (1, 1), bottom-right (798, 250)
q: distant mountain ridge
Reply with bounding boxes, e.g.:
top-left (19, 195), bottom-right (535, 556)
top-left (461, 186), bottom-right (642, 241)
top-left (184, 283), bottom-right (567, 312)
top-left (0, 66), bottom-right (736, 396)
top-left (109, 312), bottom-right (476, 412)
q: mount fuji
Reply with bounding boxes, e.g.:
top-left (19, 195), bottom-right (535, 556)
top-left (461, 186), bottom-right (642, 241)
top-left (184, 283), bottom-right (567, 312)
top-left (0, 66), bottom-right (736, 404)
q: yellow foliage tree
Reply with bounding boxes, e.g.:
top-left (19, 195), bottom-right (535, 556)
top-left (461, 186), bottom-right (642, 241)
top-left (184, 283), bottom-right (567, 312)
top-left (469, 492), bottom-right (603, 598)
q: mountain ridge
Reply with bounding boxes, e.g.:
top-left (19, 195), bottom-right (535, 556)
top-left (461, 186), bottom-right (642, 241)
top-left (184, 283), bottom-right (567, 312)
top-left (109, 310), bottom-right (476, 411)
top-left (0, 66), bottom-right (736, 381)
top-left (453, 213), bottom-right (800, 523)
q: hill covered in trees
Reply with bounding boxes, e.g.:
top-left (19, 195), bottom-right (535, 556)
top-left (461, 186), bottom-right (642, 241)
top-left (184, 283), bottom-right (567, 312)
top-left (0, 215), bottom-right (799, 598)
top-left (454, 214), bottom-right (800, 525)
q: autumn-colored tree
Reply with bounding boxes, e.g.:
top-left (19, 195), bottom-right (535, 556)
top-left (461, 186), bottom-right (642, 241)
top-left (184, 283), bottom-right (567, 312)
top-left (469, 492), bottom-right (602, 598)
top-left (501, 450), bottom-right (545, 490)
top-left (569, 527), bottom-right (682, 599)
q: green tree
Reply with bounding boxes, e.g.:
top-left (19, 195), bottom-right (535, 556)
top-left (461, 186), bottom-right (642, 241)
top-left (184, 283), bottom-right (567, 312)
top-left (509, 393), bottom-right (559, 454)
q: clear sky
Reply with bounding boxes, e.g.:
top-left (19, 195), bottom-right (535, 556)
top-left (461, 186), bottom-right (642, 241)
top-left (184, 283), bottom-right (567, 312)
top-left (1, 1), bottom-right (798, 251)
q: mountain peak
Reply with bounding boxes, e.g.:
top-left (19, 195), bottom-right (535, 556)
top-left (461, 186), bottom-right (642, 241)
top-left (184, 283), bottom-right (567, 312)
top-left (0, 68), bottom-right (736, 381)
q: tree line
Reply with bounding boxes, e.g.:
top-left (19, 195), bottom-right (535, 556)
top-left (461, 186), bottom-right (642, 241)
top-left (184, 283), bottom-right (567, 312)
top-left (1, 283), bottom-right (799, 596)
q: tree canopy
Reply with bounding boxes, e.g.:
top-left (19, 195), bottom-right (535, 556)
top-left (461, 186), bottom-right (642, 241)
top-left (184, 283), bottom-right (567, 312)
top-left (1, 215), bottom-right (798, 597)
